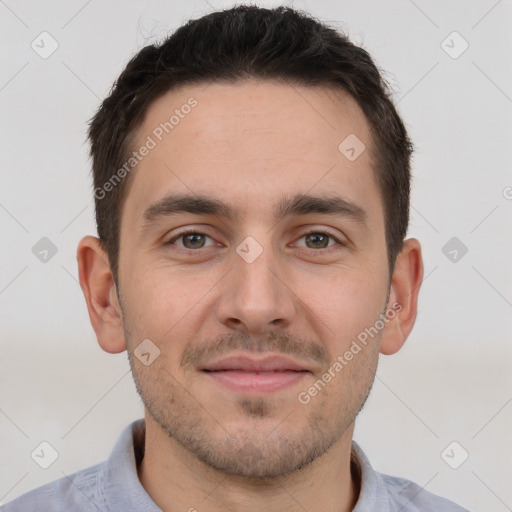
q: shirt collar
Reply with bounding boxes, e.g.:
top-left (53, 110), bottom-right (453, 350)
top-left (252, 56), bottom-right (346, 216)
top-left (351, 440), bottom-right (385, 510)
top-left (100, 418), bottom-right (161, 512)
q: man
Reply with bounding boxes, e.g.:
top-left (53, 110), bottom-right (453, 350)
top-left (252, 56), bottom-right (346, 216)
top-left (2, 5), bottom-right (468, 511)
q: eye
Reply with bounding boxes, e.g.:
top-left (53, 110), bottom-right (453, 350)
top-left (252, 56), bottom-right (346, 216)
top-left (292, 231), bottom-right (343, 250)
top-left (166, 230), bottom-right (217, 250)
top-left (165, 229), bottom-right (344, 252)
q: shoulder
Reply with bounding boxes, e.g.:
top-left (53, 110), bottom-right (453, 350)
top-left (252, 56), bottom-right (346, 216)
top-left (378, 472), bottom-right (470, 511)
top-left (0, 461), bottom-right (107, 512)
top-left (351, 441), bottom-right (470, 512)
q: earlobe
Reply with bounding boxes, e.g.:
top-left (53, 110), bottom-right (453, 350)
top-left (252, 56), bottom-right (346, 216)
top-left (380, 238), bottom-right (424, 355)
top-left (76, 236), bottom-right (127, 354)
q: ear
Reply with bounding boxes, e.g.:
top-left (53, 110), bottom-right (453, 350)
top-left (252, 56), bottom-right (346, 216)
top-left (380, 238), bottom-right (424, 355)
top-left (77, 235), bottom-right (127, 354)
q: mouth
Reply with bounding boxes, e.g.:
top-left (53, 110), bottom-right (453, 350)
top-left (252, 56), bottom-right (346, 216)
top-left (201, 369), bottom-right (309, 394)
top-left (200, 354), bottom-right (311, 394)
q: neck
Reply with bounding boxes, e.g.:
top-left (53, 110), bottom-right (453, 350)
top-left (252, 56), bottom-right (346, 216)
top-left (137, 414), bottom-right (360, 512)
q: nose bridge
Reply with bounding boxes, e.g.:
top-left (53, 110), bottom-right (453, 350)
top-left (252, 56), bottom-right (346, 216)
top-left (237, 236), bottom-right (277, 297)
top-left (217, 233), bottom-right (295, 332)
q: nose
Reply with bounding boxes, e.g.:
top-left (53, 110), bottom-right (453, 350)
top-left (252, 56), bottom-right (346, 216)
top-left (216, 241), bottom-right (296, 335)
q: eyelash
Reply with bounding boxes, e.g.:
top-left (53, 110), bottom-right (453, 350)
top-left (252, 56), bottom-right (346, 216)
top-left (166, 228), bottom-right (345, 252)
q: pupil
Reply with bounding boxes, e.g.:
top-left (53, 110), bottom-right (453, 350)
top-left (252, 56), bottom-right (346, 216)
top-left (185, 234), bottom-right (204, 248)
top-left (307, 233), bottom-right (328, 248)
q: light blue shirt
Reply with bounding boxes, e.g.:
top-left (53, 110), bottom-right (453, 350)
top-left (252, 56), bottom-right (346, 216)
top-left (1, 419), bottom-right (469, 511)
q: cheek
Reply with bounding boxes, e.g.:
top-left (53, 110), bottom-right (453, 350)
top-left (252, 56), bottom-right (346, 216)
top-left (122, 262), bottom-right (221, 341)
top-left (295, 265), bottom-right (386, 338)
top-left (289, 267), bottom-right (386, 377)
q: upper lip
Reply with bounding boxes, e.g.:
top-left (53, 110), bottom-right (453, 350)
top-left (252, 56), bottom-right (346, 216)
top-left (201, 354), bottom-right (311, 372)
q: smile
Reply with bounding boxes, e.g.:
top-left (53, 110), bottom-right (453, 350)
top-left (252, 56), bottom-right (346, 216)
top-left (202, 369), bottom-right (309, 394)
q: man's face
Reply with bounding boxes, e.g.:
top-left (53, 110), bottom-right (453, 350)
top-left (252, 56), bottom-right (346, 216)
top-left (117, 79), bottom-right (390, 478)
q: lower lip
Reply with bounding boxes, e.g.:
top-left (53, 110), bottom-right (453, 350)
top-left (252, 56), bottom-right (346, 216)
top-left (202, 370), bottom-right (309, 394)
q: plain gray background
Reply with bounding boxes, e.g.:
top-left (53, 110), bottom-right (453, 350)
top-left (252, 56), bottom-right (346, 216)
top-left (1, 1), bottom-right (511, 510)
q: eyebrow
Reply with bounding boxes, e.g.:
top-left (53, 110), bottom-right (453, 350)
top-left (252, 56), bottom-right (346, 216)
top-left (141, 192), bottom-right (368, 230)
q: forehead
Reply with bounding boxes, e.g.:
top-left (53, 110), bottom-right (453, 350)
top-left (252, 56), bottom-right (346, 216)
top-left (123, 79), bottom-right (381, 228)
